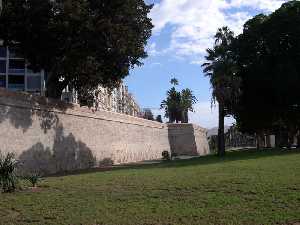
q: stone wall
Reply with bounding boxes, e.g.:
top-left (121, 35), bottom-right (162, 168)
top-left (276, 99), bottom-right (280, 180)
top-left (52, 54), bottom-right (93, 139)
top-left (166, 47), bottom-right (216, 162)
top-left (168, 124), bottom-right (210, 156)
top-left (0, 89), bottom-right (209, 174)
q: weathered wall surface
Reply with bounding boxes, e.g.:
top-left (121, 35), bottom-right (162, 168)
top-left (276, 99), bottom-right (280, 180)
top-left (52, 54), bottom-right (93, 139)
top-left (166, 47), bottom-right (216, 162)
top-left (168, 124), bottom-right (210, 156)
top-left (0, 89), bottom-right (209, 174)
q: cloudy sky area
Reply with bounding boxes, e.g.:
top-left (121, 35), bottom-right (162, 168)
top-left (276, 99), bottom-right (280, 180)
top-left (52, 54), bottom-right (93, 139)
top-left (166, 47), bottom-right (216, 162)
top-left (125, 0), bottom-right (287, 129)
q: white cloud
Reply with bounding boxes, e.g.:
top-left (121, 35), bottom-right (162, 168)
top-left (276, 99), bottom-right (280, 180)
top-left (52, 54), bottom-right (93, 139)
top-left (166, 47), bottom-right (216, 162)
top-left (228, 0), bottom-right (285, 12)
top-left (189, 101), bottom-right (235, 129)
top-left (147, 42), bottom-right (159, 56)
top-left (150, 0), bottom-right (287, 62)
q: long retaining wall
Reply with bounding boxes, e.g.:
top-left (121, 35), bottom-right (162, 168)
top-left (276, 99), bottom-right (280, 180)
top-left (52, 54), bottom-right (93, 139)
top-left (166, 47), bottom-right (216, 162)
top-left (0, 89), bottom-right (210, 174)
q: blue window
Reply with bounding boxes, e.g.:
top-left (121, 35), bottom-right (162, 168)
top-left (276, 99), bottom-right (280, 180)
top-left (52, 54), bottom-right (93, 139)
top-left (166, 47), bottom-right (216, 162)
top-left (27, 76), bottom-right (41, 90)
top-left (9, 59), bottom-right (25, 74)
top-left (0, 76), bottom-right (6, 88)
top-left (0, 47), bottom-right (6, 58)
top-left (8, 75), bottom-right (24, 91)
top-left (9, 47), bottom-right (23, 58)
top-left (0, 60), bottom-right (6, 74)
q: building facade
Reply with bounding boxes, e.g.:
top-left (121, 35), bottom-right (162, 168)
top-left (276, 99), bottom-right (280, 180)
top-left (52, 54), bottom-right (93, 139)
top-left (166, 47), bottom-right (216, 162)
top-left (63, 83), bottom-right (141, 117)
top-left (0, 46), bottom-right (45, 95)
top-left (0, 46), bottom-right (140, 117)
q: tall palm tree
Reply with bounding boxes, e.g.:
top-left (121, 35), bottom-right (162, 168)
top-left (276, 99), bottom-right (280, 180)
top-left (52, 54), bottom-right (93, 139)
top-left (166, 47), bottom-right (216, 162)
top-left (202, 26), bottom-right (240, 156)
top-left (170, 78), bottom-right (179, 86)
top-left (161, 79), bottom-right (197, 123)
top-left (161, 87), bottom-right (181, 123)
top-left (181, 88), bottom-right (197, 123)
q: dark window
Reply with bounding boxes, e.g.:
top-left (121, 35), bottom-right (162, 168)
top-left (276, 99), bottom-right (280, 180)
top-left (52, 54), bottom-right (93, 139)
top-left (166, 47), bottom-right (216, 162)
top-left (0, 60), bottom-right (6, 74)
top-left (27, 68), bottom-right (41, 75)
top-left (0, 47), bottom-right (6, 58)
top-left (9, 59), bottom-right (25, 74)
top-left (27, 76), bottom-right (41, 90)
top-left (8, 75), bottom-right (24, 91)
top-left (0, 76), bottom-right (6, 88)
top-left (9, 47), bottom-right (23, 58)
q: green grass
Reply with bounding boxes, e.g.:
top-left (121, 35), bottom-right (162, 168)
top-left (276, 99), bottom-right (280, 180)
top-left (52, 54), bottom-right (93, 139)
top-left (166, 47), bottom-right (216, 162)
top-left (1, 149), bottom-right (300, 225)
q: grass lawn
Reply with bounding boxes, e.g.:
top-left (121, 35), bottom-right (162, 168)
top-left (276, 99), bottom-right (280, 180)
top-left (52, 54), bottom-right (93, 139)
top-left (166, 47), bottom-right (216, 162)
top-left (1, 149), bottom-right (300, 225)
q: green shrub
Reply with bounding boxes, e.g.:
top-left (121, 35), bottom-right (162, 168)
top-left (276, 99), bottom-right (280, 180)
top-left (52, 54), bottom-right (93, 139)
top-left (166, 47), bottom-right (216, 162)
top-left (24, 173), bottom-right (42, 188)
top-left (162, 151), bottom-right (170, 161)
top-left (0, 152), bottom-right (19, 193)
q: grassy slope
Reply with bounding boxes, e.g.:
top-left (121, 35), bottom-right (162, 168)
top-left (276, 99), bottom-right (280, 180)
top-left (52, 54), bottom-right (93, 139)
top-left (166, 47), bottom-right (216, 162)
top-left (1, 149), bottom-right (300, 225)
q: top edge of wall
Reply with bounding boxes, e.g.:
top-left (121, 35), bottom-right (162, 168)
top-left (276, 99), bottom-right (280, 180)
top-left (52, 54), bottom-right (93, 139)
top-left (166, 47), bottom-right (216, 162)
top-left (0, 88), bottom-right (166, 129)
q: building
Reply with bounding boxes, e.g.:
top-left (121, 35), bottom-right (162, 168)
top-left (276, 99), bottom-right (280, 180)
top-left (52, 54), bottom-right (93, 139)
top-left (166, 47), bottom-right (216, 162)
top-left (0, 45), bottom-right (140, 117)
top-left (63, 83), bottom-right (141, 117)
top-left (0, 46), bottom-right (45, 95)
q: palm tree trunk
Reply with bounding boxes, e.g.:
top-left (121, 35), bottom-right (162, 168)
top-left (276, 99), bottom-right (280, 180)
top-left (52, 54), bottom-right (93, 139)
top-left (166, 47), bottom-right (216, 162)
top-left (218, 102), bottom-right (225, 157)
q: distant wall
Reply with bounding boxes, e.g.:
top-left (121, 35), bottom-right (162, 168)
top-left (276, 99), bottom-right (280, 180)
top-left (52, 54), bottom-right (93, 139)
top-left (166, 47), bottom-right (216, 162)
top-left (0, 89), bottom-right (210, 174)
top-left (168, 124), bottom-right (210, 156)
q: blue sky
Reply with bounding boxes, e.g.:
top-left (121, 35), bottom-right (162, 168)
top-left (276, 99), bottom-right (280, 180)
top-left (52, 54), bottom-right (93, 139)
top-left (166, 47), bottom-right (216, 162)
top-left (125, 0), bottom-right (287, 128)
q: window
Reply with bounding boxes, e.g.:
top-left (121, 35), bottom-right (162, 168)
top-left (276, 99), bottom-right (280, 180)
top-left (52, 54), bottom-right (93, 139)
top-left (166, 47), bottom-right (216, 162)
top-left (27, 76), bottom-right (41, 90)
top-left (0, 47), bottom-right (6, 58)
top-left (9, 47), bottom-right (23, 58)
top-left (0, 60), bottom-right (6, 74)
top-left (9, 59), bottom-right (25, 74)
top-left (8, 75), bottom-right (24, 91)
top-left (27, 68), bottom-right (41, 75)
top-left (0, 76), bottom-right (6, 88)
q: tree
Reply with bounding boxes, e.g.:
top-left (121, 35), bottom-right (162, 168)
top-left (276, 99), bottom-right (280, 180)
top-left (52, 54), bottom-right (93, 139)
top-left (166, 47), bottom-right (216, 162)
top-left (143, 108), bottom-right (154, 121)
top-left (202, 27), bottom-right (240, 156)
top-left (161, 87), bottom-right (182, 123)
top-left (161, 79), bottom-right (197, 123)
top-left (155, 115), bottom-right (163, 123)
top-left (170, 78), bottom-right (179, 86)
top-left (232, 1), bottom-right (300, 148)
top-left (180, 88), bottom-right (197, 123)
top-left (0, 0), bottom-right (153, 100)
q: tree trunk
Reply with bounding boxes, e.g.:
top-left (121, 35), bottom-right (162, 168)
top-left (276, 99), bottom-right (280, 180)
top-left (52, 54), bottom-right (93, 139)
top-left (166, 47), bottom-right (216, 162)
top-left (218, 102), bottom-right (225, 157)
top-left (266, 135), bottom-right (271, 148)
top-left (275, 133), bottom-right (280, 148)
top-left (256, 131), bottom-right (265, 150)
top-left (183, 110), bottom-right (189, 123)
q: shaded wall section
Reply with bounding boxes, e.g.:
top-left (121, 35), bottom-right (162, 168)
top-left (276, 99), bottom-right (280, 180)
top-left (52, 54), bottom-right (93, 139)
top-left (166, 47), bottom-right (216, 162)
top-left (168, 124), bottom-right (210, 156)
top-left (0, 89), bottom-right (209, 174)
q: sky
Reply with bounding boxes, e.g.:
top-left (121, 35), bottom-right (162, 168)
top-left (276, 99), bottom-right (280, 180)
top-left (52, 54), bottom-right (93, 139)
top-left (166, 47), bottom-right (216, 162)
top-left (125, 0), bottom-right (287, 129)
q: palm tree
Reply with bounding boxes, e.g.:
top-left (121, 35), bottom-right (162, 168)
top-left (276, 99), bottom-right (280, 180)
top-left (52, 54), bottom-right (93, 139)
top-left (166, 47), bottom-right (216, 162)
top-left (161, 79), bottom-right (197, 123)
top-left (180, 88), bottom-right (197, 123)
top-left (161, 87), bottom-right (181, 123)
top-left (202, 26), bottom-right (240, 156)
top-left (170, 78), bottom-right (179, 86)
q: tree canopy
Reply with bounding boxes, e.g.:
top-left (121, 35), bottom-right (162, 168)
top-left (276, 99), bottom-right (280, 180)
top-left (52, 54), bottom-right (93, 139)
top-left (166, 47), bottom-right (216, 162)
top-left (203, 1), bottom-right (300, 149)
top-left (0, 0), bottom-right (153, 99)
top-left (160, 79), bottom-right (197, 123)
top-left (232, 0), bottom-right (300, 140)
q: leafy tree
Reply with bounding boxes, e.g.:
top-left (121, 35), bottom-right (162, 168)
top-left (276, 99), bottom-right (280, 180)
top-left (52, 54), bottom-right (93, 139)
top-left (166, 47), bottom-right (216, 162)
top-left (232, 1), bottom-right (300, 147)
top-left (155, 115), bottom-right (163, 123)
top-left (143, 108), bottom-right (154, 121)
top-left (0, 0), bottom-right (153, 99)
top-left (202, 27), bottom-right (240, 156)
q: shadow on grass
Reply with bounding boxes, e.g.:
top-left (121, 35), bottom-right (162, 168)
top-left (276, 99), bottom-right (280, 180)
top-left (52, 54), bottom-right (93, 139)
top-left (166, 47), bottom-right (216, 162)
top-left (48, 148), bottom-right (300, 178)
